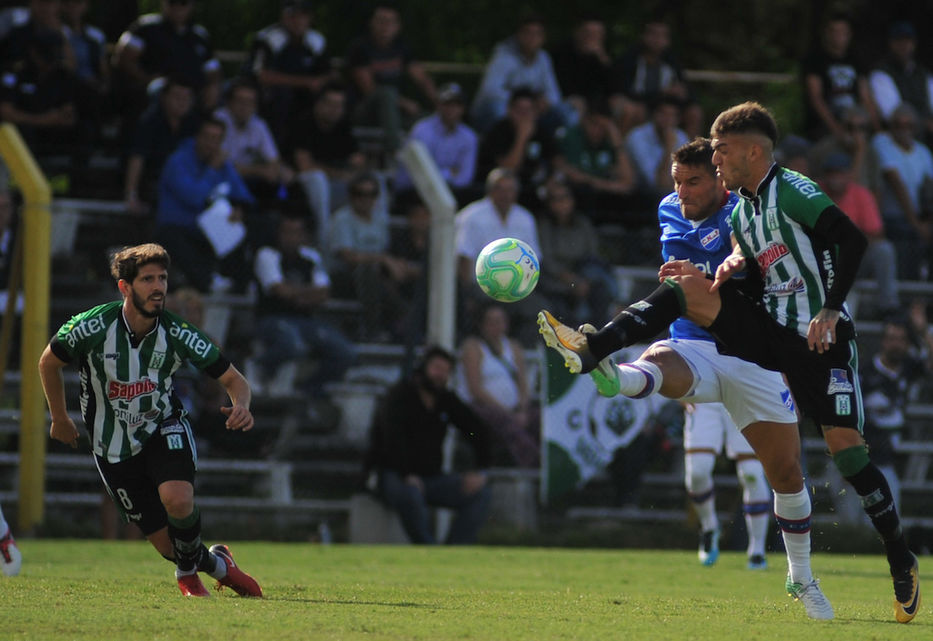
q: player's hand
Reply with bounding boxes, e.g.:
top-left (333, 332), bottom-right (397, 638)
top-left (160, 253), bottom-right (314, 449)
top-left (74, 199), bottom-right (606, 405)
top-left (220, 405), bottom-right (254, 431)
top-left (657, 259), bottom-right (703, 280)
top-left (807, 308), bottom-right (840, 353)
top-left (50, 416), bottom-right (80, 448)
top-left (710, 255), bottom-right (746, 292)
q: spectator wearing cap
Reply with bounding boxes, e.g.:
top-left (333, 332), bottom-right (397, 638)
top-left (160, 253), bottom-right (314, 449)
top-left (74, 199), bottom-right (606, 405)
top-left (869, 21), bottom-right (933, 143)
top-left (470, 13), bottom-right (565, 135)
top-left (394, 82), bottom-right (479, 208)
top-left (818, 151), bottom-right (900, 316)
top-left (872, 102), bottom-right (933, 280)
top-left (246, 0), bottom-right (333, 147)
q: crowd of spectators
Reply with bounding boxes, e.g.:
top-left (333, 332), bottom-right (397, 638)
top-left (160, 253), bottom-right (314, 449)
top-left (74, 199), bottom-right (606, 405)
top-left (3, 2), bottom-right (933, 480)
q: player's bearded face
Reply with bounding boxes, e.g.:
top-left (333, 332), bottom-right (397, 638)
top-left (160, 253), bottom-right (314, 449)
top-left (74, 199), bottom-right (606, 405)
top-left (130, 286), bottom-right (164, 318)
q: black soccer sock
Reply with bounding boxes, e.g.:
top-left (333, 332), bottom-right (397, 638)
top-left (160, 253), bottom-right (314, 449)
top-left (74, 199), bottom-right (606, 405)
top-left (167, 506), bottom-right (214, 573)
top-left (586, 279), bottom-right (685, 360)
top-left (836, 447), bottom-right (913, 572)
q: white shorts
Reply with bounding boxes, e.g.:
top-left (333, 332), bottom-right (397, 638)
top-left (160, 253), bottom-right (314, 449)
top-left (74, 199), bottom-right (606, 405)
top-left (653, 338), bottom-right (797, 430)
top-left (683, 402), bottom-right (754, 458)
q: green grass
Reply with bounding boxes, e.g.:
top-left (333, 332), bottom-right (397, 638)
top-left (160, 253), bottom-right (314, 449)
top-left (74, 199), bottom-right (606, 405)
top-left (3, 541), bottom-right (926, 640)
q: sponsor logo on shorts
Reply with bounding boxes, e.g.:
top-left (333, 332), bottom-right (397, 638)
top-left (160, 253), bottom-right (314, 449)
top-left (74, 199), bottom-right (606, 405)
top-left (835, 394), bottom-right (852, 415)
top-left (756, 242), bottom-right (790, 273)
top-left (763, 276), bottom-right (806, 297)
top-left (160, 423), bottom-right (185, 436)
top-left (781, 390), bottom-right (796, 414)
top-left (827, 369), bottom-right (854, 394)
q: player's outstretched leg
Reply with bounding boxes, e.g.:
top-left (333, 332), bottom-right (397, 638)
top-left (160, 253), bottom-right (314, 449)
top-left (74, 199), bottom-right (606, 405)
top-left (209, 544), bottom-right (263, 597)
top-left (537, 311), bottom-right (600, 374)
top-left (892, 552), bottom-right (920, 623)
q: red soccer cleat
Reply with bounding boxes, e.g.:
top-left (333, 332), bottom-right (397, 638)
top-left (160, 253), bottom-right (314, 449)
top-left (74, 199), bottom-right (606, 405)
top-left (210, 544), bottom-right (263, 597)
top-left (177, 572), bottom-right (211, 597)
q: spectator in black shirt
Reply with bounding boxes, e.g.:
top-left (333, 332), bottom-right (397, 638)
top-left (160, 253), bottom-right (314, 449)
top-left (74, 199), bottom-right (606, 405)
top-left (345, 3), bottom-right (437, 152)
top-left (365, 345), bottom-right (493, 544)
top-left (292, 82), bottom-right (367, 244)
top-left (0, 0), bottom-right (66, 71)
top-left (123, 75), bottom-right (200, 215)
top-left (550, 14), bottom-right (611, 122)
top-left (247, 0), bottom-right (333, 146)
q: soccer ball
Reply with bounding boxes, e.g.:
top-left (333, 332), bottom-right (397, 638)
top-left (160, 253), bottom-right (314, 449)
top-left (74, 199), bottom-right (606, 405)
top-left (474, 237), bottom-right (540, 302)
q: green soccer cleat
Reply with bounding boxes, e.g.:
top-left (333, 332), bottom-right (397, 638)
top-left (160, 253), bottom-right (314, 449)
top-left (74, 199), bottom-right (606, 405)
top-left (786, 576), bottom-right (834, 620)
top-left (578, 324), bottom-right (620, 397)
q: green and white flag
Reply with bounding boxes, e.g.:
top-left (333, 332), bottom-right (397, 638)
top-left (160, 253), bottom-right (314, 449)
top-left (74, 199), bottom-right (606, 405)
top-left (541, 346), bottom-right (663, 503)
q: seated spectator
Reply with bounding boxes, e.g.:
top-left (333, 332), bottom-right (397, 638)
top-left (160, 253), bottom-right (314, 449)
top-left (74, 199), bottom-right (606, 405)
top-left (123, 75), bottom-right (200, 214)
top-left (394, 82), bottom-right (479, 209)
top-left (800, 12), bottom-right (880, 140)
top-left (872, 103), bottom-right (933, 279)
top-left (609, 20), bottom-right (702, 138)
top-left (536, 181), bottom-right (617, 321)
top-left (457, 303), bottom-right (540, 468)
top-left (0, 29), bottom-right (83, 157)
top-left (292, 82), bottom-right (367, 245)
top-left (327, 171), bottom-right (408, 342)
top-left (345, 3), bottom-right (437, 152)
top-left (154, 117), bottom-right (256, 293)
top-left (61, 0), bottom-right (111, 139)
top-left (214, 77), bottom-right (294, 203)
top-left (550, 14), bottom-right (612, 119)
top-left (365, 345), bottom-right (492, 544)
top-left (552, 97), bottom-right (639, 223)
top-left (470, 12), bottom-right (566, 135)
top-left (0, 0), bottom-right (64, 71)
top-left (388, 200), bottom-right (430, 345)
top-left (112, 0), bottom-right (222, 125)
top-left (869, 21), bottom-right (933, 145)
top-left (625, 96), bottom-right (688, 201)
top-left (818, 152), bottom-right (899, 317)
top-left (454, 168), bottom-right (546, 345)
top-left (246, 0), bottom-right (333, 146)
top-left (252, 212), bottom-right (355, 415)
top-left (809, 105), bottom-right (884, 196)
top-left (476, 87), bottom-right (556, 209)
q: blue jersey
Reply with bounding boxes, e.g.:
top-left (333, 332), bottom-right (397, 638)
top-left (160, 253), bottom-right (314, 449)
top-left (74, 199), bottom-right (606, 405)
top-left (658, 191), bottom-right (739, 341)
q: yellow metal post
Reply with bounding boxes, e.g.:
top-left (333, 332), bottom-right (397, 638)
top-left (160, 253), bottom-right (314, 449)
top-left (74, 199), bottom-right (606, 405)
top-left (0, 124), bottom-right (51, 531)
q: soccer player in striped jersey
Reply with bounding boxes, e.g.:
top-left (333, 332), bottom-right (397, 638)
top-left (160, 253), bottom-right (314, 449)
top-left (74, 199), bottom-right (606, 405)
top-left (538, 102), bottom-right (920, 623)
top-left (38, 243), bottom-right (262, 598)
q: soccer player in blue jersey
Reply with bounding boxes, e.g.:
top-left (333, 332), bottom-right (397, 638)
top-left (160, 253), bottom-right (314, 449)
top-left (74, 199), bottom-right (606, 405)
top-left (38, 243), bottom-right (262, 598)
top-left (550, 138), bottom-right (832, 618)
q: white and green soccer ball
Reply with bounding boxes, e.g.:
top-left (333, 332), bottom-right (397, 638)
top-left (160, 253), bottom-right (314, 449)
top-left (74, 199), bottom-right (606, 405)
top-left (474, 237), bottom-right (540, 303)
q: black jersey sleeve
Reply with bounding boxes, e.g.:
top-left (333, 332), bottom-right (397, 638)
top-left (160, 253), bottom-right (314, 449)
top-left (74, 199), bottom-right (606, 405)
top-left (814, 204), bottom-right (868, 311)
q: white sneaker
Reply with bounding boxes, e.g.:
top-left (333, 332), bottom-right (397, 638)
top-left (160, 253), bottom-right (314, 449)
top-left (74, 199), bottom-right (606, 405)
top-left (786, 576), bottom-right (834, 620)
top-left (0, 528), bottom-right (22, 577)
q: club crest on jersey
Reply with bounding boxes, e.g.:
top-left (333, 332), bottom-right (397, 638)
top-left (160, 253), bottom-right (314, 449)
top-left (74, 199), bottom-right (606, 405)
top-left (149, 351), bottom-right (166, 369)
top-left (827, 369), bottom-right (854, 394)
top-left (756, 242), bottom-right (790, 273)
top-left (699, 228), bottom-right (721, 249)
top-left (766, 207), bottom-right (780, 230)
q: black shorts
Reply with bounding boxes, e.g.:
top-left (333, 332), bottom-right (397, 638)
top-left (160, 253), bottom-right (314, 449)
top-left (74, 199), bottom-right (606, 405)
top-left (95, 417), bottom-right (198, 536)
top-left (707, 283), bottom-right (863, 431)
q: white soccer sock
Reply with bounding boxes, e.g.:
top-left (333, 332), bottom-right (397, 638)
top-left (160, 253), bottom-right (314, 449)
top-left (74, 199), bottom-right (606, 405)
top-left (207, 553), bottom-right (227, 580)
top-left (617, 360), bottom-right (663, 398)
top-left (774, 487), bottom-right (813, 584)
top-left (737, 459), bottom-right (771, 558)
top-left (0, 505), bottom-right (8, 535)
top-left (685, 452), bottom-right (718, 532)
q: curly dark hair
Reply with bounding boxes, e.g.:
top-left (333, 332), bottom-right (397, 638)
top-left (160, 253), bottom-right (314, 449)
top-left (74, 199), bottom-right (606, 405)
top-left (109, 243), bottom-right (171, 283)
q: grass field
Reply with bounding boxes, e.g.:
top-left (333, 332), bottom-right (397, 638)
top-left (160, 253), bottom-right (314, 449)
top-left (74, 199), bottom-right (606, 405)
top-left (3, 541), bottom-right (926, 640)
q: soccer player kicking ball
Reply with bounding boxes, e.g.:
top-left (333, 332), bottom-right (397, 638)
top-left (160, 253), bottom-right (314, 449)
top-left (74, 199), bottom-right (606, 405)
top-left (38, 244), bottom-right (262, 598)
top-left (540, 103), bottom-right (920, 623)
top-left (554, 138), bottom-right (832, 619)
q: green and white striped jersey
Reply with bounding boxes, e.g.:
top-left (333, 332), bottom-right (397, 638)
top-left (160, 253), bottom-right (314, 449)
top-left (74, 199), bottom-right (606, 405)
top-left (53, 301), bottom-right (221, 463)
top-left (731, 165), bottom-right (849, 337)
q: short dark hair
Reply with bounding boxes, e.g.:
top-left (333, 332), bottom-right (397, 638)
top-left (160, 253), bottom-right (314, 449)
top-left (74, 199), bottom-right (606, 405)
top-left (417, 345), bottom-right (456, 373)
top-left (672, 137), bottom-right (715, 174)
top-left (508, 86), bottom-right (538, 105)
top-left (710, 101), bottom-right (778, 146)
top-left (110, 243), bottom-right (171, 282)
